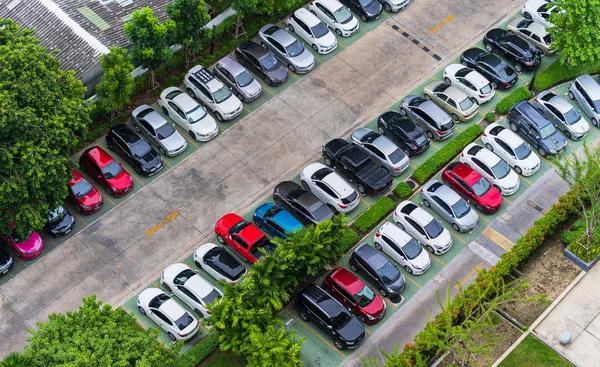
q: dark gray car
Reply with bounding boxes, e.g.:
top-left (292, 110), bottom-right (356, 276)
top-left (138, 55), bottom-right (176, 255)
top-left (349, 243), bottom-right (405, 302)
top-left (273, 181), bottom-right (334, 225)
top-left (533, 90), bottom-right (589, 140)
top-left (130, 105), bottom-right (187, 157)
top-left (258, 24), bottom-right (316, 74)
top-left (235, 40), bottom-right (288, 87)
top-left (214, 57), bottom-right (262, 102)
top-left (400, 95), bottom-right (455, 141)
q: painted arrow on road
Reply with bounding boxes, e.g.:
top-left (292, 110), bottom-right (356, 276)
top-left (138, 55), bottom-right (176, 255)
top-left (146, 210), bottom-right (181, 236)
top-left (430, 14), bottom-right (456, 33)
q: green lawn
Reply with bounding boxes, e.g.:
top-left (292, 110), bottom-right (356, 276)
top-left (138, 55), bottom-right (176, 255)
top-left (199, 350), bottom-right (245, 367)
top-left (499, 335), bottom-right (573, 367)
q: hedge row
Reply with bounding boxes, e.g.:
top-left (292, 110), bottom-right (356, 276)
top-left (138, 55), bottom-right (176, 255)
top-left (495, 86), bottom-right (533, 115)
top-left (533, 61), bottom-right (600, 91)
top-left (339, 227), bottom-right (361, 251)
top-left (393, 182), bottom-right (413, 200)
top-left (169, 332), bottom-right (220, 367)
top-left (411, 124), bottom-right (483, 185)
top-left (353, 196), bottom-right (396, 235)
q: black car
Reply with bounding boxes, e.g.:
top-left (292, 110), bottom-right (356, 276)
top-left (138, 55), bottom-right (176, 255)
top-left (273, 181), bottom-right (335, 225)
top-left (340, 0), bottom-right (382, 22)
top-left (195, 245), bottom-right (247, 284)
top-left (295, 284), bottom-right (366, 350)
top-left (235, 40), bottom-right (288, 87)
top-left (483, 28), bottom-right (542, 73)
top-left (507, 101), bottom-right (567, 157)
top-left (322, 139), bottom-right (393, 196)
top-left (0, 247), bottom-right (13, 275)
top-left (377, 111), bottom-right (430, 157)
top-left (349, 243), bottom-right (405, 301)
top-left (106, 124), bottom-right (163, 176)
top-left (45, 206), bottom-right (75, 237)
top-left (460, 48), bottom-right (518, 90)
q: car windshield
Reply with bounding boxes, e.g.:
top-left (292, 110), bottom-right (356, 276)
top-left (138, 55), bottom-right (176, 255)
top-left (403, 238), bottom-right (423, 260)
top-left (230, 220), bottom-right (250, 234)
top-left (459, 97), bottom-right (475, 111)
top-left (514, 142), bottom-right (532, 159)
top-left (334, 6), bottom-right (353, 24)
top-left (11, 230), bottom-right (32, 244)
top-left (539, 122), bottom-right (556, 139)
top-left (388, 149), bottom-right (405, 164)
top-left (451, 199), bottom-right (471, 218)
top-left (202, 289), bottom-right (222, 305)
top-left (174, 313), bottom-right (195, 331)
top-left (593, 100), bottom-right (600, 113)
top-left (101, 161), bottom-right (122, 179)
top-left (311, 23), bottom-right (329, 38)
top-left (472, 177), bottom-right (491, 196)
top-left (47, 206), bottom-right (66, 223)
top-left (186, 105), bottom-right (207, 124)
top-left (313, 203), bottom-right (332, 222)
top-left (156, 123), bottom-right (176, 140)
top-left (354, 285), bottom-right (375, 307)
top-left (174, 269), bottom-right (196, 285)
top-left (286, 40), bottom-right (305, 57)
top-left (72, 179), bottom-right (93, 198)
top-left (261, 54), bottom-right (279, 71)
top-left (235, 70), bottom-right (254, 88)
top-left (480, 83), bottom-right (493, 94)
top-left (359, 0), bottom-right (375, 7)
top-left (131, 141), bottom-right (152, 160)
top-left (424, 218), bottom-right (444, 238)
top-left (378, 262), bottom-right (401, 284)
top-left (491, 159), bottom-right (511, 179)
top-left (332, 311), bottom-right (352, 329)
top-left (213, 86), bottom-right (232, 104)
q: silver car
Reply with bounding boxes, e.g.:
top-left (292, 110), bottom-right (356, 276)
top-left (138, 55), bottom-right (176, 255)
top-left (130, 104), bottom-right (187, 157)
top-left (350, 127), bottom-right (409, 176)
top-left (213, 57), bottom-right (262, 103)
top-left (533, 90), bottom-right (590, 140)
top-left (568, 75), bottom-right (600, 127)
top-left (400, 95), bottom-right (455, 141)
top-left (258, 24), bottom-right (316, 74)
top-left (419, 180), bottom-right (478, 233)
top-left (423, 81), bottom-right (479, 122)
top-left (507, 17), bottom-right (554, 55)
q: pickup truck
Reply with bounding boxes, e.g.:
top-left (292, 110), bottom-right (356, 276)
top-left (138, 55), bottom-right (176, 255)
top-left (215, 213), bottom-right (277, 263)
top-left (322, 139), bottom-right (393, 196)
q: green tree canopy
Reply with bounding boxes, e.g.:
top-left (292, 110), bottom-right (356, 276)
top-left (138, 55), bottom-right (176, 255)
top-left (0, 352), bottom-right (33, 367)
top-left (231, 0), bottom-right (303, 16)
top-left (25, 295), bottom-right (179, 367)
top-left (96, 47), bottom-right (135, 116)
top-left (549, 0), bottom-right (600, 65)
top-left (167, 0), bottom-right (211, 66)
top-left (0, 19), bottom-right (90, 236)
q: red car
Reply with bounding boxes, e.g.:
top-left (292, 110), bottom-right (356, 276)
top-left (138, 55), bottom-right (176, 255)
top-left (442, 162), bottom-right (502, 214)
top-left (79, 146), bottom-right (134, 197)
top-left (68, 169), bottom-right (104, 214)
top-left (215, 213), bottom-right (276, 263)
top-left (1, 225), bottom-right (44, 260)
top-left (322, 267), bottom-right (386, 325)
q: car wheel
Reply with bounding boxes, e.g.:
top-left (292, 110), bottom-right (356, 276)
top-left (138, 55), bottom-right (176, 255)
top-left (404, 265), bottom-right (413, 274)
top-left (451, 223), bottom-right (460, 232)
top-left (288, 64), bottom-right (296, 73)
top-left (312, 44), bottom-right (319, 52)
top-left (377, 126), bottom-right (386, 136)
top-left (564, 130), bottom-right (572, 139)
top-left (159, 147), bottom-right (166, 155)
top-left (379, 287), bottom-right (388, 297)
top-left (509, 122), bottom-right (519, 132)
top-left (384, 2), bottom-right (393, 12)
top-left (264, 76), bottom-right (273, 86)
top-left (451, 113), bottom-right (460, 122)
top-left (491, 82), bottom-right (498, 90)
top-left (358, 313), bottom-right (366, 323)
top-left (288, 24), bottom-right (295, 33)
top-left (135, 166), bottom-right (143, 175)
top-left (301, 180), bottom-right (310, 190)
top-left (374, 242), bottom-right (382, 251)
top-left (334, 339), bottom-right (346, 350)
top-left (485, 143), bottom-right (493, 152)
top-left (514, 166), bottom-right (522, 175)
top-left (194, 260), bottom-right (203, 270)
top-left (162, 106), bottom-right (169, 116)
top-left (400, 107), bottom-right (408, 116)
top-left (163, 283), bottom-right (172, 292)
top-left (235, 92), bottom-right (245, 102)
top-left (168, 332), bottom-right (177, 341)
top-left (335, 28), bottom-right (342, 37)
top-left (523, 11), bottom-right (532, 19)
top-left (396, 222), bottom-right (404, 230)
top-left (217, 234), bottom-right (225, 244)
top-left (189, 130), bottom-right (196, 140)
top-left (514, 63), bottom-right (523, 73)
top-left (138, 306), bottom-right (147, 315)
top-left (254, 219), bottom-right (262, 228)
top-left (593, 118), bottom-right (599, 127)
top-left (568, 91), bottom-right (575, 100)
top-left (494, 185), bottom-right (501, 193)
top-left (484, 43), bottom-right (494, 53)
top-left (357, 184), bottom-right (366, 194)
top-left (475, 204), bottom-right (484, 212)
top-left (324, 156), bottom-right (333, 167)
top-left (299, 309), bottom-right (310, 321)
top-left (444, 77), bottom-right (452, 84)
top-left (360, 14), bottom-right (367, 22)
top-left (216, 112), bottom-right (224, 122)
top-left (187, 88), bottom-right (196, 100)
top-left (195, 308), bottom-right (204, 317)
top-left (538, 147), bottom-right (547, 157)
top-left (422, 199), bottom-right (430, 207)
top-left (426, 245), bottom-right (435, 253)
top-left (426, 131), bottom-right (434, 140)
top-left (349, 263), bottom-right (358, 272)
top-left (424, 93), bottom-right (431, 100)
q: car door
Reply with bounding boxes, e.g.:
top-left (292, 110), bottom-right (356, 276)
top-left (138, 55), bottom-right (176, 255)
top-left (411, 108), bottom-right (430, 132)
top-left (544, 104), bottom-right (565, 128)
top-left (359, 256), bottom-right (379, 285)
top-left (382, 235), bottom-right (406, 266)
top-left (315, 181), bottom-right (336, 204)
top-left (216, 66), bottom-right (235, 90)
top-left (168, 101), bottom-right (186, 127)
top-left (139, 120), bottom-right (158, 145)
top-left (458, 77), bottom-right (477, 95)
top-left (433, 92), bottom-right (448, 111)
top-left (150, 308), bottom-right (172, 330)
top-left (290, 201), bottom-right (312, 223)
top-left (244, 52), bottom-right (263, 78)
top-left (390, 125), bottom-right (409, 150)
top-left (478, 64), bottom-right (496, 83)
top-left (266, 36), bottom-right (285, 60)
top-left (195, 80), bottom-right (214, 108)
top-left (472, 157), bottom-right (495, 180)
top-left (364, 144), bottom-right (387, 167)
top-left (294, 16), bottom-right (312, 42)
top-left (316, 3), bottom-right (335, 27)
top-left (334, 158), bottom-right (355, 181)
top-left (449, 174), bottom-right (471, 199)
top-left (431, 196), bottom-right (453, 222)
top-left (494, 137), bottom-right (515, 163)
top-left (332, 282), bottom-right (356, 310)
top-left (265, 219), bottom-right (286, 238)
top-left (306, 301), bottom-right (331, 333)
top-left (87, 159), bottom-right (105, 186)
top-left (177, 285), bottom-right (202, 310)
top-left (405, 216), bottom-right (426, 242)
top-left (114, 135), bottom-right (134, 166)
top-left (579, 84), bottom-right (596, 118)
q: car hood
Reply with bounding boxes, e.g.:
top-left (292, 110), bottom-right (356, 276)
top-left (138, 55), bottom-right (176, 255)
top-left (79, 187), bottom-right (102, 207)
top-left (481, 187), bottom-right (503, 208)
top-left (193, 115), bottom-right (218, 135)
top-left (431, 227), bottom-right (452, 249)
top-left (135, 149), bottom-right (162, 170)
top-left (569, 118), bottom-right (590, 134)
top-left (47, 212), bottom-right (75, 232)
top-left (161, 130), bottom-right (187, 152)
top-left (266, 64), bottom-right (288, 83)
top-left (499, 170), bottom-right (520, 190)
top-left (337, 315), bottom-right (365, 342)
top-left (457, 208), bottom-right (479, 229)
top-left (219, 94), bottom-right (243, 113)
top-left (242, 79), bottom-right (262, 96)
top-left (108, 170), bottom-right (133, 191)
top-left (521, 151), bottom-right (541, 169)
top-left (361, 294), bottom-right (386, 317)
top-left (292, 49), bottom-right (315, 68)
top-left (412, 250), bottom-right (431, 270)
top-left (318, 31), bottom-right (337, 47)
top-left (541, 131), bottom-right (566, 151)
top-left (364, 0), bottom-right (382, 16)
top-left (15, 231), bottom-right (43, 253)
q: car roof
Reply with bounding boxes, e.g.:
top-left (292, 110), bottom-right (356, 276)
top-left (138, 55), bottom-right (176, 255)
top-left (263, 25), bottom-right (296, 47)
top-left (239, 40), bottom-right (270, 58)
top-left (575, 75), bottom-right (600, 98)
top-left (425, 180), bottom-right (461, 205)
top-left (173, 92), bottom-right (198, 111)
top-left (448, 162), bottom-right (481, 185)
top-left (467, 143), bottom-right (501, 165)
top-left (294, 8), bottom-right (321, 27)
top-left (380, 222), bottom-right (412, 245)
top-left (315, 0), bottom-right (343, 11)
top-left (302, 284), bottom-right (344, 315)
top-left (524, 19), bottom-right (548, 34)
top-left (420, 100), bottom-right (452, 122)
top-left (322, 170), bottom-right (353, 196)
top-left (141, 108), bottom-right (168, 128)
top-left (356, 244), bottom-right (388, 269)
top-left (444, 85), bottom-right (469, 101)
top-left (462, 68), bottom-right (489, 87)
top-left (111, 124), bottom-right (140, 145)
top-left (541, 92), bottom-right (575, 113)
top-left (217, 57), bottom-right (246, 76)
top-left (330, 267), bottom-right (364, 295)
top-left (487, 124), bottom-right (524, 149)
top-left (159, 298), bottom-right (186, 319)
top-left (184, 273), bottom-right (215, 298)
top-left (85, 146), bottom-right (114, 168)
top-left (513, 101), bottom-right (548, 126)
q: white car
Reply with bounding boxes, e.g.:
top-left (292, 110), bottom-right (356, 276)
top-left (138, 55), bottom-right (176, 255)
top-left (460, 143), bottom-right (520, 196)
top-left (300, 162), bottom-right (360, 213)
top-left (392, 201), bottom-right (453, 255)
top-left (137, 287), bottom-right (199, 341)
top-left (481, 123), bottom-right (541, 176)
top-left (193, 243), bottom-right (248, 284)
top-left (373, 222), bottom-right (431, 275)
top-left (160, 263), bottom-right (224, 318)
top-left (379, 0), bottom-right (410, 13)
top-left (443, 64), bottom-right (495, 105)
top-left (309, 0), bottom-right (359, 37)
top-left (522, 0), bottom-right (556, 27)
top-left (287, 8), bottom-right (337, 54)
top-left (157, 87), bottom-right (218, 142)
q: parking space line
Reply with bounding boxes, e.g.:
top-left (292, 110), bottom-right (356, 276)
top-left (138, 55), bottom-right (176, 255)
top-left (365, 328), bottom-right (373, 335)
top-left (430, 253), bottom-right (446, 266)
top-left (430, 14), bottom-right (455, 34)
top-left (313, 55), bottom-right (323, 64)
top-left (287, 312), bottom-right (347, 358)
top-left (162, 158), bottom-right (172, 168)
top-left (135, 319), bottom-right (149, 330)
top-left (129, 170), bottom-right (146, 187)
top-left (198, 322), bottom-right (209, 333)
top-left (476, 212), bottom-right (490, 224)
top-left (519, 174), bottom-right (532, 185)
top-left (359, 195), bottom-right (371, 207)
top-left (567, 141), bottom-right (576, 151)
top-left (454, 262), bottom-right (483, 289)
top-left (495, 90), bottom-right (506, 98)
top-left (336, 41), bottom-right (346, 49)
top-left (179, 131), bottom-right (200, 150)
top-left (360, 26), bottom-right (367, 34)
top-left (429, 141), bottom-right (441, 150)
top-left (450, 231), bottom-right (468, 245)
top-left (243, 106), bottom-right (253, 114)
top-left (289, 71), bottom-right (300, 79)
top-left (262, 84), bottom-right (275, 96)
top-left (152, 281), bottom-right (162, 289)
top-left (503, 196), bottom-right (512, 204)
top-left (218, 125), bottom-right (225, 132)
top-left (71, 210), bottom-right (89, 226)
top-left (590, 127), bottom-right (600, 138)
top-left (533, 151), bottom-right (555, 167)
top-left (383, 298), bottom-right (398, 311)
top-left (455, 126), bottom-right (463, 133)
top-left (517, 75), bottom-right (529, 84)
top-left (103, 194), bottom-right (117, 206)
top-left (405, 275), bottom-right (422, 289)
top-left (49, 238), bottom-right (57, 247)
top-left (381, 11), bottom-right (390, 18)
top-left (482, 226), bottom-right (514, 251)
top-left (410, 162), bottom-right (417, 169)
top-left (14, 255), bottom-right (27, 268)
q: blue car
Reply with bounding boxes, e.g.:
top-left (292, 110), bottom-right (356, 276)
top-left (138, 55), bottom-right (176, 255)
top-left (253, 203), bottom-right (304, 239)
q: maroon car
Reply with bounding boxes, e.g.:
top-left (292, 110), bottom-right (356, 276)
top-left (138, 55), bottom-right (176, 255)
top-left (79, 146), bottom-right (134, 197)
top-left (442, 162), bottom-right (502, 214)
top-left (68, 169), bottom-right (104, 214)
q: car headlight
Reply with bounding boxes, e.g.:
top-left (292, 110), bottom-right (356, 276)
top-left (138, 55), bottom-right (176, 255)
top-left (367, 314), bottom-right (376, 321)
top-left (549, 149), bottom-right (558, 154)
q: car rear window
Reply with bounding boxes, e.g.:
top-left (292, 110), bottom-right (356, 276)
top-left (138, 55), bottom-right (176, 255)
top-left (202, 289), bottom-right (222, 305)
top-left (388, 149), bottom-right (405, 164)
top-left (341, 191), bottom-right (358, 204)
top-left (175, 313), bottom-right (195, 330)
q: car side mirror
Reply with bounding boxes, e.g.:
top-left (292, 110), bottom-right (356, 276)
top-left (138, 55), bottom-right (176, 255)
top-left (327, 325), bottom-right (333, 330)
top-left (226, 235), bottom-right (232, 240)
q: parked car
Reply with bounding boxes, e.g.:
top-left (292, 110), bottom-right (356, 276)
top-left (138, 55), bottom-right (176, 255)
top-left (460, 143), bottom-right (520, 196)
top-left (522, 0), bottom-right (556, 27)
top-left (442, 162), bottom-right (503, 214)
top-left (273, 181), bottom-right (335, 224)
top-left (443, 64), bottom-right (495, 104)
top-left (373, 222), bottom-right (431, 275)
top-left (258, 24), bottom-right (316, 74)
top-left (377, 111), bottom-right (430, 157)
top-left (460, 48), bottom-right (518, 90)
top-left (568, 74), bottom-right (600, 127)
top-left (507, 17), bottom-right (554, 55)
top-left (287, 8), bottom-right (337, 54)
top-left (393, 201), bottom-right (453, 255)
top-left (184, 65), bottom-right (243, 121)
top-left (45, 206), bottom-right (75, 237)
top-left (533, 90), bottom-right (589, 140)
top-left (350, 128), bottom-right (410, 176)
top-left (137, 288), bottom-right (199, 341)
top-left (67, 169), bottom-right (103, 214)
top-left (322, 139), bottom-right (393, 195)
top-left (378, 0), bottom-right (409, 13)
top-left (214, 213), bottom-right (276, 263)
top-left (157, 87), bottom-right (218, 141)
top-left (214, 57), bottom-right (263, 102)
top-left (419, 180), bottom-right (479, 233)
top-left (349, 243), bottom-right (405, 301)
top-left (339, 0), bottom-right (383, 22)
top-left (0, 247), bottom-right (12, 275)
top-left (399, 95), bottom-right (455, 140)
top-left (0, 227), bottom-right (44, 260)
top-left (131, 104), bottom-right (187, 157)
top-left (507, 101), bottom-right (567, 157)
top-left (160, 263), bottom-right (223, 318)
top-left (322, 267), bottom-right (386, 324)
top-left (295, 284), bottom-right (366, 349)
top-left (253, 202), bottom-right (304, 238)
top-left (235, 40), bottom-right (288, 86)
top-left (483, 28), bottom-right (542, 73)
top-left (300, 163), bottom-right (360, 213)
top-left (423, 81), bottom-right (479, 122)
top-left (106, 124), bottom-right (163, 176)
top-left (79, 146), bottom-right (134, 197)
top-left (309, 0), bottom-right (360, 37)
top-left (481, 123), bottom-right (541, 176)
top-left (193, 243), bottom-right (247, 284)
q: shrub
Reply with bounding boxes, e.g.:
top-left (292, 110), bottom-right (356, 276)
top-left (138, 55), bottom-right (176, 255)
top-left (412, 124), bottom-right (483, 185)
top-left (339, 227), bottom-right (360, 251)
top-left (534, 61), bottom-right (600, 91)
top-left (485, 112), bottom-right (495, 123)
top-left (562, 216), bottom-right (600, 262)
top-left (353, 197), bottom-right (396, 234)
top-left (393, 182), bottom-right (413, 200)
top-left (496, 86), bottom-right (533, 115)
top-left (169, 332), bottom-right (220, 367)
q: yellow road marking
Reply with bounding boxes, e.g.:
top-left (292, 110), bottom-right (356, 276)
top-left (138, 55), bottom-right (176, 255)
top-left (314, 55), bottom-right (323, 64)
top-left (454, 262), bottom-right (483, 289)
top-left (14, 254), bottom-right (27, 268)
top-left (179, 129), bottom-right (200, 149)
top-left (405, 275), bottom-right (422, 289)
top-left (146, 210), bottom-right (181, 236)
top-left (243, 106), bottom-right (252, 114)
top-left (567, 141), bottom-right (576, 151)
top-left (129, 169), bottom-right (146, 187)
top-left (410, 162), bottom-right (417, 169)
top-left (198, 322), bottom-right (209, 333)
top-left (288, 312), bottom-right (347, 358)
top-left (430, 253), bottom-right (446, 266)
top-left (476, 211), bottom-right (490, 224)
top-left (519, 174), bottom-right (532, 185)
top-left (289, 70), bottom-right (300, 79)
top-left (49, 238), bottom-right (57, 247)
top-left (383, 298), bottom-right (398, 311)
top-left (359, 195), bottom-right (371, 207)
top-left (337, 41), bottom-right (346, 49)
top-left (365, 328), bottom-right (373, 335)
top-left (136, 319), bottom-right (149, 330)
top-left (503, 196), bottom-right (512, 204)
top-left (360, 26), bottom-right (367, 34)
top-left (495, 89), bottom-right (506, 98)
top-left (71, 210), bottom-right (89, 226)
top-left (217, 125), bottom-right (225, 132)
top-left (450, 231), bottom-right (467, 245)
top-left (456, 126), bottom-right (463, 133)
top-left (590, 127), bottom-right (600, 138)
top-left (152, 281), bottom-right (162, 289)
top-left (162, 158), bottom-right (172, 168)
top-left (482, 226), bottom-right (514, 251)
top-left (262, 84), bottom-right (275, 96)
top-left (103, 193), bottom-right (117, 206)
top-left (382, 11), bottom-right (390, 18)
top-left (534, 151), bottom-right (555, 167)
top-left (430, 141), bottom-right (441, 150)
top-left (517, 75), bottom-right (529, 84)
top-left (430, 14), bottom-right (455, 33)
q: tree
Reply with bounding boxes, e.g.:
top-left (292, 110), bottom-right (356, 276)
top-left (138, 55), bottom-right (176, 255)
top-left (124, 7), bottom-right (176, 90)
top-left (548, 0), bottom-right (600, 65)
top-left (230, 0), bottom-right (303, 36)
top-left (167, 0), bottom-right (211, 67)
top-left (24, 295), bottom-right (179, 367)
top-left (0, 352), bottom-right (33, 367)
top-left (96, 47), bottom-right (135, 119)
top-left (0, 19), bottom-right (90, 237)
